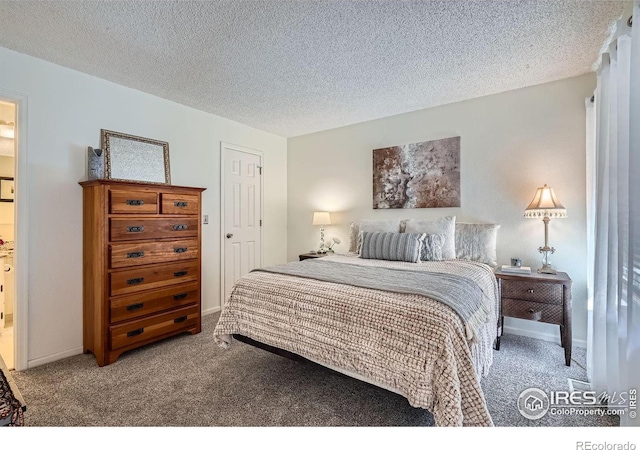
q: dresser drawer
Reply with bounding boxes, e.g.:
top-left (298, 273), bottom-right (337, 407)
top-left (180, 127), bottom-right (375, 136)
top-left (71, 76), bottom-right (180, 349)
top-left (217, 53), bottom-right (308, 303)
top-left (110, 190), bottom-right (158, 214)
top-left (501, 279), bottom-right (563, 304)
top-left (110, 239), bottom-right (199, 268)
top-left (110, 217), bottom-right (198, 242)
top-left (110, 305), bottom-right (200, 350)
top-left (502, 298), bottom-right (563, 325)
top-left (110, 260), bottom-right (199, 296)
top-left (110, 282), bottom-right (200, 323)
top-left (160, 193), bottom-right (199, 215)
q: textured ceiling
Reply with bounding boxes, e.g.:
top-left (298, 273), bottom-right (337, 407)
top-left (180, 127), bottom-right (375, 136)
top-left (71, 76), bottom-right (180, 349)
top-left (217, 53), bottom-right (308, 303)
top-left (0, 1), bottom-right (626, 137)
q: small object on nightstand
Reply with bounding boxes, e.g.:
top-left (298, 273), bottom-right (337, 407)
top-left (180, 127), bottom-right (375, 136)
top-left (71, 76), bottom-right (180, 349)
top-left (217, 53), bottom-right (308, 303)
top-left (510, 258), bottom-right (522, 267)
top-left (500, 264), bottom-right (531, 274)
top-left (299, 252), bottom-right (328, 261)
top-left (325, 237), bottom-right (341, 253)
top-left (494, 268), bottom-right (572, 366)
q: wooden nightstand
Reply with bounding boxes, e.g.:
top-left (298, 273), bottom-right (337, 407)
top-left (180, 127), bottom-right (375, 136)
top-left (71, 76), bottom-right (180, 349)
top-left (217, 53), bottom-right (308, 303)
top-left (299, 252), bottom-right (328, 261)
top-left (494, 269), bottom-right (573, 366)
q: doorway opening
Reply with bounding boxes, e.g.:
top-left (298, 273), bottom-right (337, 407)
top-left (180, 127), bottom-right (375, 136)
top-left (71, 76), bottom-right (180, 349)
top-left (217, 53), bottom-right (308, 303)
top-left (0, 100), bottom-right (16, 369)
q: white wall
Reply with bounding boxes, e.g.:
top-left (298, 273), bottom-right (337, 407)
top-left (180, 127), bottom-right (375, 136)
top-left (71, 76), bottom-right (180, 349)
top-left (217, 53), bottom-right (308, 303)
top-left (288, 74), bottom-right (594, 347)
top-left (0, 47), bottom-right (287, 367)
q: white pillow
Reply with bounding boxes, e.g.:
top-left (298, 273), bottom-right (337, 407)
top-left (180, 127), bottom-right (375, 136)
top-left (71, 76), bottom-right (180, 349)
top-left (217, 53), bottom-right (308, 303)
top-left (404, 216), bottom-right (456, 260)
top-left (349, 219), bottom-right (403, 253)
top-left (455, 223), bottom-right (500, 267)
top-left (349, 222), bottom-right (360, 253)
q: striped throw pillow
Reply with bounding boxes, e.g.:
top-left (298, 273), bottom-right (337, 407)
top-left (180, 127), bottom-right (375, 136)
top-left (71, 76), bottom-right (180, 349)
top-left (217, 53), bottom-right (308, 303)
top-left (359, 231), bottom-right (426, 263)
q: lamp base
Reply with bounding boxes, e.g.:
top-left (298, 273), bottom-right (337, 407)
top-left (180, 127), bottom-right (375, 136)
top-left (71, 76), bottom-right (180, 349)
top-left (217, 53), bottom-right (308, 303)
top-left (537, 265), bottom-right (557, 275)
top-left (537, 247), bottom-right (557, 275)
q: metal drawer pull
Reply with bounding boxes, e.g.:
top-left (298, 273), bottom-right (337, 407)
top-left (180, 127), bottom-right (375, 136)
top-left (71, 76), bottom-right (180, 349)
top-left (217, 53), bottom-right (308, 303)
top-left (527, 289), bottom-right (535, 294)
top-left (174, 201), bottom-right (188, 207)
top-left (173, 293), bottom-right (188, 300)
top-left (126, 226), bottom-right (144, 233)
top-left (127, 328), bottom-right (144, 337)
top-left (174, 316), bottom-right (187, 324)
top-left (127, 277), bottom-right (144, 285)
top-left (174, 270), bottom-right (188, 277)
top-left (126, 302), bottom-right (144, 311)
top-left (174, 247), bottom-right (188, 253)
top-left (173, 224), bottom-right (188, 231)
top-left (529, 308), bottom-right (535, 313)
top-left (126, 251), bottom-right (145, 259)
top-left (126, 199), bottom-right (144, 206)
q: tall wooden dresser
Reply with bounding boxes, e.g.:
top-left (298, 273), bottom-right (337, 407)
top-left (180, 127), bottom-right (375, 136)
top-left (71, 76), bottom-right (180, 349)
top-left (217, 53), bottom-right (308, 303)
top-left (80, 180), bottom-right (206, 366)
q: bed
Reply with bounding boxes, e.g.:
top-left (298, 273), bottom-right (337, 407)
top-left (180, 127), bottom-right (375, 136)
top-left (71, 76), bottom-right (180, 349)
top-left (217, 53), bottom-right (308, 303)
top-left (213, 249), bottom-right (499, 427)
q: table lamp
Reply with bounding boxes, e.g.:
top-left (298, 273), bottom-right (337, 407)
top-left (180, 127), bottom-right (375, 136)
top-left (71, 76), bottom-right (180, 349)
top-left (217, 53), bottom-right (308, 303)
top-left (312, 211), bottom-right (331, 253)
top-left (524, 184), bottom-right (567, 274)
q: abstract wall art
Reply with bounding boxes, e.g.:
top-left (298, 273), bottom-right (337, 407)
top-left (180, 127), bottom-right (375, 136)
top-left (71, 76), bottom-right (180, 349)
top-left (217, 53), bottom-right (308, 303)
top-left (372, 136), bottom-right (460, 209)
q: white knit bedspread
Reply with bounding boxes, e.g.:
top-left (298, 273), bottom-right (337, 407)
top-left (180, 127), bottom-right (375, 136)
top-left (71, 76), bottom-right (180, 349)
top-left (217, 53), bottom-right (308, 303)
top-left (214, 254), bottom-right (499, 427)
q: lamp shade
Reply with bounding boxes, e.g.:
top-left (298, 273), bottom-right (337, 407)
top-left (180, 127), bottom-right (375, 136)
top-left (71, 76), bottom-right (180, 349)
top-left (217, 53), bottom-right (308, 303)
top-left (312, 211), bottom-right (331, 225)
top-left (524, 184), bottom-right (567, 218)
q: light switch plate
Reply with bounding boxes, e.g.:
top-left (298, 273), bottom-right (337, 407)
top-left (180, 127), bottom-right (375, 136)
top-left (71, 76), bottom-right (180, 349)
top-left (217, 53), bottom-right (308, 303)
top-left (203, 214), bottom-right (209, 225)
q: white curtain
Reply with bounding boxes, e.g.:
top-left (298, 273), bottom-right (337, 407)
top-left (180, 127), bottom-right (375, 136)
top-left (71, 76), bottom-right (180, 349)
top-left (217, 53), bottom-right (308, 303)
top-left (587, 2), bottom-right (640, 427)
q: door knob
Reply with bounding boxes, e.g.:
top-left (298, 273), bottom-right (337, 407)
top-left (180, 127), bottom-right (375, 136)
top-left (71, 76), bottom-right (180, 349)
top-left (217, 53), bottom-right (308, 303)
top-left (226, 233), bottom-right (233, 238)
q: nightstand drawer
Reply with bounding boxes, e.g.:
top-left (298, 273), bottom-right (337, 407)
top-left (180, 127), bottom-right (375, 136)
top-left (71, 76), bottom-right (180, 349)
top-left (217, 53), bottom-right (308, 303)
top-left (502, 298), bottom-right (563, 325)
top-left (501, 279), bottom-right (562, 304)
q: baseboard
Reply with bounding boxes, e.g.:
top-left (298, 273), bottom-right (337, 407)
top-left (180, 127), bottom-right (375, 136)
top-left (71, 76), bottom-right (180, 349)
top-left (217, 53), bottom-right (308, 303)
top-left (203, 306), bottom-right (221, 316)
top-left (26, 308), bottom-right (222, 369)
top-left (503, 325), bottom-right (587, 348)
top-left (27, 346), bottom-right (84, 369)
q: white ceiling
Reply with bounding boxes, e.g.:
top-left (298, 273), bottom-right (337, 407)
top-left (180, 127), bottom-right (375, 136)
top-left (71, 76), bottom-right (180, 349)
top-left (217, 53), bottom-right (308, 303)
top-left (0, 1), bottom-right (626, 137)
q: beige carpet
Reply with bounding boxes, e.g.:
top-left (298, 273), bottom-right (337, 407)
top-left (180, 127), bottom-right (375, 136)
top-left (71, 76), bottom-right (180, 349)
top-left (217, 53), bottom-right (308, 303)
top-left (9, 312), bottom-right (617, 427)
